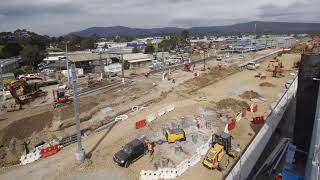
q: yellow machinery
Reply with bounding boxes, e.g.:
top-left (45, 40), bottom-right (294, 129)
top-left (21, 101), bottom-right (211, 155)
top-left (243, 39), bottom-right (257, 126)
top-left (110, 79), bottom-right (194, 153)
top-left (5, 79), bottom-right (47, 109)
top-left (203, 132), bottom-right (240, 170)
top-left (203, 143), bottom-right (229, 170)
top-left (164, 128), bottom-right (186, 143)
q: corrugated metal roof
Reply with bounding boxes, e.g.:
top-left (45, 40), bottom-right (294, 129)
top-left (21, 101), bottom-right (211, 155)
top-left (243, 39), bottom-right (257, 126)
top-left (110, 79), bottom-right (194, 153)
top-left (68, 53), bottom-right (110, 62)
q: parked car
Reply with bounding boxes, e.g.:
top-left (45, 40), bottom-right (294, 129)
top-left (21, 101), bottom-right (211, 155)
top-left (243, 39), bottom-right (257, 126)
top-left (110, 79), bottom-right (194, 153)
top-left (113, 138), bottom-right (147, 167)
top-left (246, 62), bottom-right (260, 70)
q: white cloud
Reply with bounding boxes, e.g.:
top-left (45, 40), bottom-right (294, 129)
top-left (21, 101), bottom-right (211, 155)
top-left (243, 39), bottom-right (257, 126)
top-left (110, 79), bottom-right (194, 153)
top-left (0, 0), bottom-right (318, 36)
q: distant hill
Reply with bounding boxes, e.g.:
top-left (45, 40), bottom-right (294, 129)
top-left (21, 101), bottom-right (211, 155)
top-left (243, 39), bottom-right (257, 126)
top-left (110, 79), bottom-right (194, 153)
top-left (70, 21), bottom-right (320, 37)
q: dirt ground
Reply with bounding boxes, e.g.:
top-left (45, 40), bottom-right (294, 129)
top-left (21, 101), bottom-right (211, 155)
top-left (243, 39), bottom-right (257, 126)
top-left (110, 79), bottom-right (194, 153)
top-left (0, 50), bottom-right (300, 180)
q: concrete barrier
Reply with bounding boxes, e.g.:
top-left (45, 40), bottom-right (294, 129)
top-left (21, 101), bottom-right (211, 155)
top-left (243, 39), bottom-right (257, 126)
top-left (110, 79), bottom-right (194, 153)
top-left (226, 76), bottom-right (298, 180)
top-left (20, 149), bottom-right (41, 165)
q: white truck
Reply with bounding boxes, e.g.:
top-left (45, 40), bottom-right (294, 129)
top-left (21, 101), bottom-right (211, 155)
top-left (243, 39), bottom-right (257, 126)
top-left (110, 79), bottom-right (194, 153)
top-left (104, 63), bottom-right (122, 76)
top-left (246, 62), bottom-right (260, 70)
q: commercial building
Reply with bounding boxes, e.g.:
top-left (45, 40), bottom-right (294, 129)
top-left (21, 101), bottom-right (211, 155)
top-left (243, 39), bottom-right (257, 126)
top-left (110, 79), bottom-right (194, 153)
top-left (123, 53), bottom-right (152, 69)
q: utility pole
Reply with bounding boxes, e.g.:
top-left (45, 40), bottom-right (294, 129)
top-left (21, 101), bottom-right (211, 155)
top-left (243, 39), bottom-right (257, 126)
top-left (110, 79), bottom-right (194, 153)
top-left (66, 43), bottom-right (70, 84)
top-left (121, 54), bottom-right (125, 85)
top-left (0, 64), bottom-right (4, 102)
top-left (70, 63), bottom-right (85, 162)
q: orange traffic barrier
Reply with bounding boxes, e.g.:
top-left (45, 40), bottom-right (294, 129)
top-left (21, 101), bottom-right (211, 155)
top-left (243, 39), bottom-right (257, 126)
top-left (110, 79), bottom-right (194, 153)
top-left (135, 119), bottom-right (147, 129)
top-left (40, 144), bottom-right (60, 158)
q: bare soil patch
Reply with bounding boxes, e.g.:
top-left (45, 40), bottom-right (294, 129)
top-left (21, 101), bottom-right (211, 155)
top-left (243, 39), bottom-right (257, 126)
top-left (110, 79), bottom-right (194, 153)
top-left (240, 90), bottom-right (262, 99)
top-left (259, 82), bottom-right (275, 87)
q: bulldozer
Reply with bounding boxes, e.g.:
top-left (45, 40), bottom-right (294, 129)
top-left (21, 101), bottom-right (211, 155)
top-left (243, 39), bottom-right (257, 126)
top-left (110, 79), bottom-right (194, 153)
top-left (203, 132), bottom-right (239, 170)
top-left (5, 79), bottom-right (47, 109)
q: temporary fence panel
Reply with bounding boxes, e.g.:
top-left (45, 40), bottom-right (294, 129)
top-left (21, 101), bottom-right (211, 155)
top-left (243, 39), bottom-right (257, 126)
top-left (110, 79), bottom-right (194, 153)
top-left (140, 170), bottom-right (160, 180)
top-left (135, 119), bottom-right (147, 129)
top-left (226, 76), bottom-right (297, 180)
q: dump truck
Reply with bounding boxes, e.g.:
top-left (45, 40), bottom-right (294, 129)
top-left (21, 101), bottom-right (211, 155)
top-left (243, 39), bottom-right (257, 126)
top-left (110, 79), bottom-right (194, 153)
top-left (164, 128), bottom-right (186, 143)
top-left (203, 132), bottom-right (239, 170)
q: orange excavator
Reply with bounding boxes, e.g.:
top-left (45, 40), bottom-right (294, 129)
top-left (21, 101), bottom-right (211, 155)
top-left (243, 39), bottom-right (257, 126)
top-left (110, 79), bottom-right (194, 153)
top-left (5, 80), bottom-right (47, 109)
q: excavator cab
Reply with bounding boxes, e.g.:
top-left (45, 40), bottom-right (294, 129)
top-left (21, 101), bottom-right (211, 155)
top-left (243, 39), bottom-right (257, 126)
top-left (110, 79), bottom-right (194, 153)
top-left (212, 132), bottom-right (239, 158)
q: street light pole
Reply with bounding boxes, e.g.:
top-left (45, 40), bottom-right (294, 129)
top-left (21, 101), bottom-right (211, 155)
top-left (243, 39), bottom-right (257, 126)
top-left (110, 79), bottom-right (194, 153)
top-left (0, 64), bottom-right (4, 102)
top-left (121, 54), bottom-right (125, 85)
top-left (66, 43), bottom-right (70, 84)
top-left (70, 63), bottom-right (85, 162)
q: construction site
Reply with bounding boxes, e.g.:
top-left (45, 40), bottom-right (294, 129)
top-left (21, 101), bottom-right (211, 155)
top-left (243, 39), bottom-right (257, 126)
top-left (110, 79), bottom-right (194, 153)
top-left (0, 35), bottom-right (319, 180)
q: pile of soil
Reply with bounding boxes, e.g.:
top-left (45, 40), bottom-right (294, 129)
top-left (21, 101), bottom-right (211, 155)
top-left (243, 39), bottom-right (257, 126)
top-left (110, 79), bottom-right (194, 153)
top-left (240, 90), bottom-right (262, 99)
top-left (216, 98), bottom-right (249, 112)
top-left (259, 82), bottom-right (275, 87)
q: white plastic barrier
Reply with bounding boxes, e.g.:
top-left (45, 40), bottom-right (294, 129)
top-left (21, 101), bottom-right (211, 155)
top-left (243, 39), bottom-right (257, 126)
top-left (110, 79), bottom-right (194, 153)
top-left (158, 108), bottom-right (166, 117)
top-left (147, 114), bottom-right (157, 123)
top-left (226, 76), bottom-right (298, 180)
top-left (188, 154), bottom-right (201, 167)
top-left (236, 112), bottom-right (242, 122)
top-left (166, 104), bottom-right (175, 112)
top-left (159, 168), bottom-right (177, 179)
top-left (20, 149), bottom-right (41, 165)
top-left (196, 137), bottom-right (212, 155)
top-left (140, 170), bottom-right (160, 180)
top-left (115, 114), bottom-right (128, 122)
top-left (176, 159), bottom-right (189, 176)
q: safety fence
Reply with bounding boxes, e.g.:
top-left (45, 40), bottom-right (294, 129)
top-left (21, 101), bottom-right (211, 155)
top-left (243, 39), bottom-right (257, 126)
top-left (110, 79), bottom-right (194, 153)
top-left (140, 137), bottom-right (212, 180)
top-left (226, 76), bottom-right (298, 180)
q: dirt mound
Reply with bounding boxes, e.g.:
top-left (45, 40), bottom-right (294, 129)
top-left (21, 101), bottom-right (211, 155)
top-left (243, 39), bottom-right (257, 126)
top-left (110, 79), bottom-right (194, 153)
top-left (0, 111), bottom-right (53, 146)
top-left (240, 90), bottom-right (262, 99)
top-left (216, 98), bottom-right (249, 112)
top-left (259, 82), bottom-right (275, 87)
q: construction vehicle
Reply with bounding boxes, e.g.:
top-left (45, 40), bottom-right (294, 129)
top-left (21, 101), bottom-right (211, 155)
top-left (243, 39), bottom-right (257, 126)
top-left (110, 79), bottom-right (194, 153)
top-left (203, 132), bottom-right (239, 170)
top-left (52, 89), bottom-right (72, 108)
top-left (5, 80), bottom-right (47, 109)
top-left (164, 128), bottom-right (186, 143)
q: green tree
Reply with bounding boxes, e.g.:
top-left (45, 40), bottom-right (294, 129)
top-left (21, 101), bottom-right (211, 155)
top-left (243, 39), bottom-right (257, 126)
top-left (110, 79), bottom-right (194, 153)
top-left (2, 42), bottom-right (23, 58)
top-left (180, 30), bottom-right (190, 41)
top-left (21, 45), bottom-right (46, 69)
top-left (132, 46), bottom-right (140, 53)
top-left (80, 38), bottom-right (95, 49)
top-left (144, 44), bottom-right (155, 54)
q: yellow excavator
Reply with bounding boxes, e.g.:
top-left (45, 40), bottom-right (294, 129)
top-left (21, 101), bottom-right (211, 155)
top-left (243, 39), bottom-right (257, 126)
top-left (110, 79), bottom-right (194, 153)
top-left (5, 80), bottom-right (47, 109)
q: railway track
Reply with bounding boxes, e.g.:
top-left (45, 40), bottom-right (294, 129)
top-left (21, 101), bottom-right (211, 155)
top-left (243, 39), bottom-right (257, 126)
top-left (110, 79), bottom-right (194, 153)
top-left (77, 80), bottom-right (130, 97)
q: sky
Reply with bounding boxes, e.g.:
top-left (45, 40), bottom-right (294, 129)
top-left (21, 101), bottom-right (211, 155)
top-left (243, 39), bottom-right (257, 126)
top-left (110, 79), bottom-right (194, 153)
top-left (0, 0), bottom-right (319, 36)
